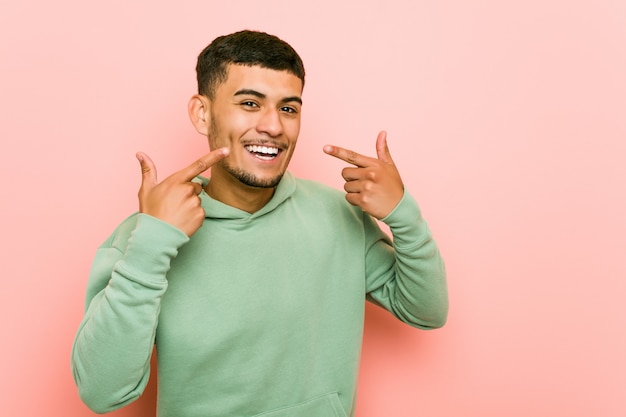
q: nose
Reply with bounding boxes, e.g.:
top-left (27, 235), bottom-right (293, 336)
top-left (256, 108), bottom-right (283, 137)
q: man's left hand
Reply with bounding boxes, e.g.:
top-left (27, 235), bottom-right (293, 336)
top-left (324, 131), bottom-right (404, 219)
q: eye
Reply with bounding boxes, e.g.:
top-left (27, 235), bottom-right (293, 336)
top-left (241, 101), bottom-right (259, 109)
top-left (280, 106), bottom-right (298, 114)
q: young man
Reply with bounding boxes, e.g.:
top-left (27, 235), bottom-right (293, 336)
top-left (72, 30), bottom-right (448, 417)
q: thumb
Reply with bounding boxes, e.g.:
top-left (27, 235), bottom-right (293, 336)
top-left (376, 130), bottom-right (394, 164)
top-left (136, 152), bottom-right (157, 191)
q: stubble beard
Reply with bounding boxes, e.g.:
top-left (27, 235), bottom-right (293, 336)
top-left (221, 163), bottom-right (284, 189)
top-left (209, 118), bottom-right (284, 189)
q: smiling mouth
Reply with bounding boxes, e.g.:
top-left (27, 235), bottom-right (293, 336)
top-left (244, 145), bottom-right (281, 161)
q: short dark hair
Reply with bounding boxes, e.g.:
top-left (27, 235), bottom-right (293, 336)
top-left (196, 30), bottom-right (305, 98)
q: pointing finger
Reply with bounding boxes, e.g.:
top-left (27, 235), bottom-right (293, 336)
top-left (323, 144), bottom-right (374, 168)
top-left (175, 147), bottom-right (230, 182)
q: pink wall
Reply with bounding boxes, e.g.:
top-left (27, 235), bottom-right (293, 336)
top-left (1, 1), bottom-right (625, 416)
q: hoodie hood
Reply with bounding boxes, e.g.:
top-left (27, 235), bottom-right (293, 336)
top-left (195, 171), bottom-right (297, 221)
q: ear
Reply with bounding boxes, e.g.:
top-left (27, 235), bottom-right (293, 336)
top-left (188, 94), bottom-right (211, 135)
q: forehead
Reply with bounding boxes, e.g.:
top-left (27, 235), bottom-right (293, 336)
top-left (218, 64), bottom-right (303, 98)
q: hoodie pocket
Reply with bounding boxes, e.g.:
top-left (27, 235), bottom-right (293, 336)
top-left (252, 392), bottom-right (348, 417)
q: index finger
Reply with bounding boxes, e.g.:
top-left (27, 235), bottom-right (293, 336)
top-left (323, 144), bottom-right (374, 167)
top-left (174, 147), bottom-right (230, 182)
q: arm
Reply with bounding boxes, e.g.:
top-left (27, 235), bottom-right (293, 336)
top-left (364, 191), bottom-right (448, 329)
top-left (72, 149), bottom-right (229, 412)
top-left (324, 131), bottom-right (448, 329)
top-left (72, 215), bottom-right (188, 412)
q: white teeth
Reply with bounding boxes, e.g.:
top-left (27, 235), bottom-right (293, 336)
top-left (245, 145), bottom-right (279, 155)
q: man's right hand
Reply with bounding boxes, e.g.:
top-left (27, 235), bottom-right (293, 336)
top-left (136, 148), bottom-right (230, 237)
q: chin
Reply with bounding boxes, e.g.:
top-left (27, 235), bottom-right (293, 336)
top-left (226, 165), bottom-right (284, 188)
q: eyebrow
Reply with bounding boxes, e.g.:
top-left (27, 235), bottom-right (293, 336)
top-left (234, 89), bottom-right (303, 105)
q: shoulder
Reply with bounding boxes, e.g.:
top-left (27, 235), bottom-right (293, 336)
top-left (292, 177), bottom-right (366, 221)
top-left (101, 212), bottom-right (188, 253)
top-left (293, 177), bottom-right (344, 199)
top-left (292, 178), bottom-right (348, 209)
top-left (100, 213), bottom-right (140, 251)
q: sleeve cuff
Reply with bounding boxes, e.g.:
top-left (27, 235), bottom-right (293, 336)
top-left (116, 214), bottom-right (190, 285)
top-left (380, 191), bottom-right (430, 248)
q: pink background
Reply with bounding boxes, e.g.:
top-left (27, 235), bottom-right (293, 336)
top-left (1, 1), bottom-right (625, 416)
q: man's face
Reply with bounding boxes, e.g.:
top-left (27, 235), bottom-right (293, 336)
top-left (207, 64), bottom-right (303, 188)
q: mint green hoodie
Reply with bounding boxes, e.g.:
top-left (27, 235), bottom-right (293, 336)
top-left (72, 172), bottom-right (447, 417)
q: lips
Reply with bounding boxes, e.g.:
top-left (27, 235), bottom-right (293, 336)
top-left (244, 145), bottom-right (281, 160)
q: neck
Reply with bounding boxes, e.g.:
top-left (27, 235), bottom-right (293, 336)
top-left (205, 172), bottom-right (275, 214)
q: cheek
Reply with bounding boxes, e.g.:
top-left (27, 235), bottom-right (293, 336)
top-left (223, 105), bottom-right (258, 129)
top-left (283, 138), bottom-right (299, 163)
top-left (229, 111), bottom-right (252, 131)
top-left (211, 107), bottom-right (250, 136)
top-left (285, 119), bottom-right (301, 142)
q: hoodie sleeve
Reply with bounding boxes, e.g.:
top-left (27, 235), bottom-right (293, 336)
top-left (364, 191), bottom-right (448, 329)
top-left (71, 214), bottom-right (189, 413)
